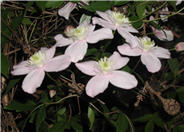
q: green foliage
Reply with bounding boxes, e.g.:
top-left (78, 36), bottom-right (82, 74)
top-left (36, 106), bottom-right (47, 132)
top-left (1, 54), bottom-right (10, 78)
top-left (88, 107), bottom-right (95, 130)
top-left (168, 58), bottom-right (180, 77)
top-left (4, 100), bottom-right (36, 112)
top-left (176, 87), bottom-right (184, 103)
top-left (145, 120), bottom-right (154, 132)
top-left (116, 112), bottom-right (128, 132)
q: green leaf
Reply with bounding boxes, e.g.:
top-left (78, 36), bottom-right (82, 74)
top-left (22, 18), bottom-right (32, 25)
top-left (176, 87), bottom-right (184, 103)
top-left (168, 58), bottom-right (179, 77)
top-left (3, 78), bottom-right (20, 96)
top-left (136, 2), bottom-right (146, 18)
top-left (85, 48), bottom-right (98, 57)
top-left (36, 1), bottom-right (46, 11)
top-left (130, 16), bottom-right (143, 29)
top-left (145, 120), bottom-right (154, 132)
top-left (152, 113), bottom-right (164, 128)
top-left (49, 120), bottom-right (66, 132)
top-left (70, 116), bottom-right (83, 132)
top-left (83, 1), bottom-right (112, 12)
top-left (122, 65), bottom-right (132, 73)
top-left (134, 114), bottom-right (153, 122)
top-left (57, 107), bottom-right (66, 116)
top-left (38, 121), bottom-right (49, 132)
top-left (116, 112), bottom-right (128, 132)
top-left (4, 100), bottom-right (36, 112)
top-left (45, 1), bottom-right (64, 9)
top-left (88, 107), bottom-right (95, 130)
top-left (1, 53), bottom-right (10, 78)
top-left (113, 1), bottom-right (129, 6)
top-left (10, 16), bottom-right (22, 30)
top-left (36, 106), bottom-right (46, 132)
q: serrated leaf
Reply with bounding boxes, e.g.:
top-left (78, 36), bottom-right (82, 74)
top-left (134, 114), bottom-right (153, 122)
top-left (145, 120), bottom-right (154, 132)
top-left (176, 87), bottom-right (184, 103)
top-left (36, 106), bottom-right (46, 132)
top-left (116, 112), bottom-right (128, 132)
top-left (4, 100), bottom-right (36, 112)
top-left (3, 78), bottom-right (20, 96)
top-left (1, 54), bottom-right (10, 78)
top-left (168, 59), bottom-right (179, 77)
top-left (136, 2), bottom-right (146, 18)
top-left (88, 107), bottom-right (95, 130)
top-left (57, 107), bottom-right (66, 116)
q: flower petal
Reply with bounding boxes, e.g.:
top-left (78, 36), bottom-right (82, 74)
top-left (58, 2), bottom-right (76, 20)
top-left (22, 69), bottom-right (45, 94)
top-left (65, 41), bottom-right (88, 63)
top-left (42, 46), bottom-right (56, 61)
top-left (11, 61), bottom-right (32, 75)
top-left (45, 55), bottom-right (71, 72)
top-left (54, 34), bottom-right (73, 47)
top-left (122, 25), bottom-right (138, 33)
top-left (87, 28), bottom-right (113, 44)
top-left (118, 44), bottom-right (143, 56)
top-left (141, 53), bottom-right (161, 73)
top-left (149, 46), bottom-right (171, 59)
top-left (96, 10), bottom-right (112, 22)
top-left (75, 61), bottom-right (99, 76)
top-left (109, 51), bottom-right (129, 70)
top-left (86, 75), bottom-right (109, 98)
top-left (117, 28), bottom-right (140, 48)
top-left (92, 17), bottom-right (116, 30)
top-left (109, 70), bottom-right (138, 89)
top-left (152, 27), bottom-right (174, 41)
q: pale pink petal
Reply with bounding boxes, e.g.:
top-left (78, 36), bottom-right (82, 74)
top-left (22, 69), bottom-right (45, 94)
top-left (54, 34), bottom-right (73, 47)
top-left (92, 17), bottom-right (116, 30)
top-left (96, 10), bottom-right (112, 22)
top-left (117, 27), bottom-right (140, 48)
top-left (11, 61), bottom-right (32, 75)
top-left (149, 46), bottom-right (171, 59)
top-left (58, 2), bottom-right (76, 20)
top-left (175, 42), bottom-right (184, 52)
top-left (45, 55), bottom-right (71, 72)
top-left (152, 27), bottom-right (174, 41)
top-left (109, 71), bottom-right (138, 89)
top-left (65, 41), bottom-right (88, 63)
top-left (87, 28), bottom-right (113, 44)
top-left (86, 75), bottom-right (109, 98)
top-left (176, 0), bottom-right (182, 5)
top-left (42, 46), bottom-right (56, 61)
top-left (109, 51), bottom-right (129, 70)
top-left (118, 44), bottom-right (143, 56)
top-left (122, 26), bottom-right (138, 33)
top-left (75, 61), bottom-right (99, 76)
top-left (141, 53), bottom-right (161, 73)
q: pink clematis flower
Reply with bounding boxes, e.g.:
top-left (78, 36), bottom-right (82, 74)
top-left (175, 42), bottom-right (184, 52)
top-left (11, 46), bottom-right (71, 94)
top-left (118, 36), bottom-right (171, 73)
top-left (150, 16), bottom-right (174, 41)
top-left (92, 10), bottom-right (139, 47)
top-left (54, 20), bottom-right (113, 63)
top-left (75, 51), bottom-right (138, 98)
top-left (58, 2), bottom-right (76, 20)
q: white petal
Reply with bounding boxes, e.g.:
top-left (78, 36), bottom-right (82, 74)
top-left (152, 27), bottom-right (174, 41)
top-left (109, 70), bottom-right (138, 89)
top-left (141, 53), bottom-right (161, 73)
top-left (11, 61), bottom-right (32, 75)
top-left (118, 44), bottom-right (143, 56)
top-left (65, 41), bottom-right (88, 63)
top-left (54, 34), bottom-right (73, 47)
top-left (96, 10), bottom-right (112, 22)
top-left (86, 75), bottom-right (109, 98)
top-left (87, 28), bottom-right (113, 44)
top-left (45, 55), bottom-right (71, 72)
top-left (92, 17), bottom-right (116, 30)
top-left (75, 61), bottom-right (99, 76)
top-left (149, 47), bottom-right (171, 59)
top-left (58, 2), bottom-right (76, 20)
top-left (117, 27), bottom-right (140, 48)
top-left (22, 69), bottom-right (45, 94)
top-left (122, 25), bottom-right (138, 33)
top-left (109, 51), bottom-right (129, 70)
top-left (42, 46), bottom-right (56, 61)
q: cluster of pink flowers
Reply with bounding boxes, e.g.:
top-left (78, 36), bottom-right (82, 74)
top-left (12, 1), bottom-right (183, 97)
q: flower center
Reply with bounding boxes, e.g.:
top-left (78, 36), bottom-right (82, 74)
top-left (65, 25), bottom-right (88, 40)
top-left (111, 12), bottom-right (130, 25)
top-left (140, 37), bottom-right (155, 51)
top-left (28, 51), bottom-right (45, 67)
top-left (98, 57), bottom-right (112, 73)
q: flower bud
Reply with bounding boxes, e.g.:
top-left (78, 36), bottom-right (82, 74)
top-left (49, 90), bottom-right (56, 98)
top-left (175, 42), bottom-right (184, 52)
top-left (64, 25), bottom-right (75, 37)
